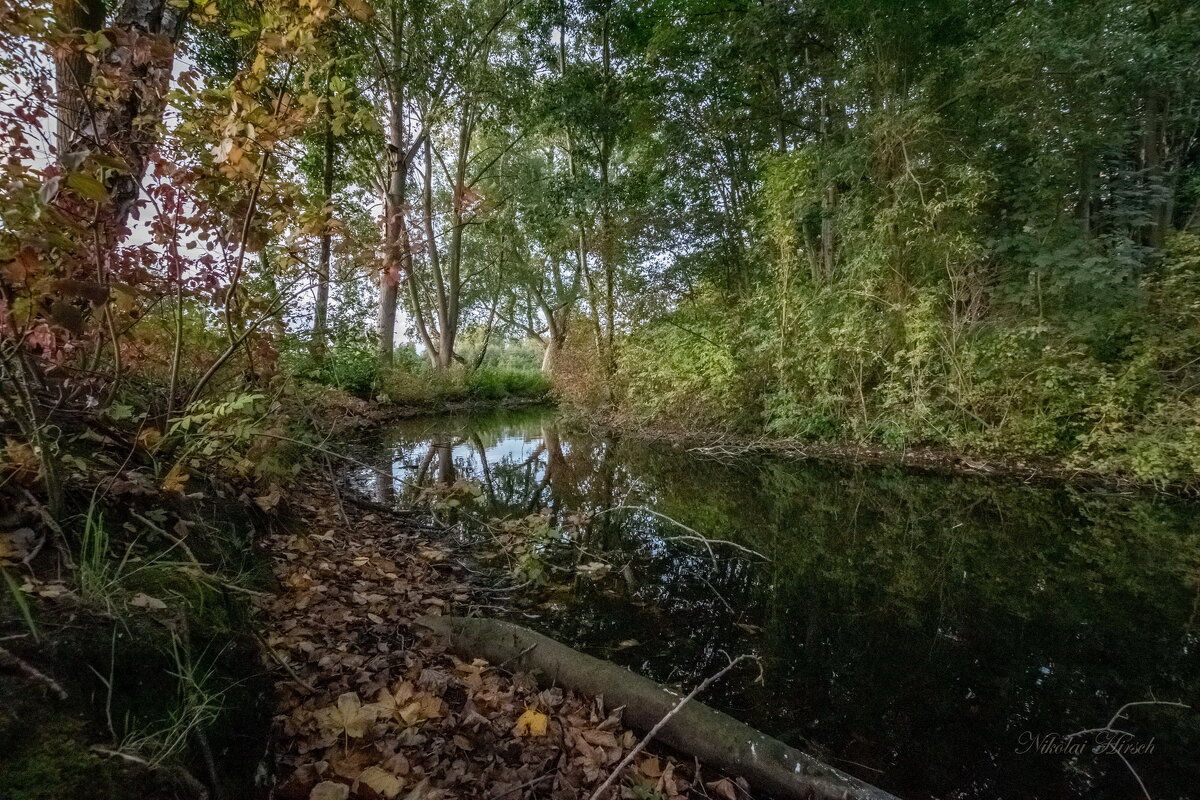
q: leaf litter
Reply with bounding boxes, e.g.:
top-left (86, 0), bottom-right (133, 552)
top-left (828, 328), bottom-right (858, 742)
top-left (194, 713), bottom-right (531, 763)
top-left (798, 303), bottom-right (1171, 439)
top-left (261, 476), bottom-right (741, 800)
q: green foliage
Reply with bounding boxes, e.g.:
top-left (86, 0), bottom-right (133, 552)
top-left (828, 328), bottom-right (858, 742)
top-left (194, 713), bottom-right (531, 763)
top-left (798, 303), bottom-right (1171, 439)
top-left (466, 366), bottom-right (550, 401)
top-left (617, 307), bottom-right (746, 430)
top-left (377, 359), bottom-right (549, 405)
top-left (298, 340), bottom-right (380, 398)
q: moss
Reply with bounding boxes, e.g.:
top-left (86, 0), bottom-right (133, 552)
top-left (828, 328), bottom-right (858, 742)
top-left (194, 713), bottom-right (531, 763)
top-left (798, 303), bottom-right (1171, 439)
top-left (0, 678), bottom-right (158, 800)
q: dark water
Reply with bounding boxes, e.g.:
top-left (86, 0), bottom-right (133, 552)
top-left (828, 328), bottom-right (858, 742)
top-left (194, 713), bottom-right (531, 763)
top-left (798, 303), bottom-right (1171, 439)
top-left (347, 407), bottom-right (1200, 800)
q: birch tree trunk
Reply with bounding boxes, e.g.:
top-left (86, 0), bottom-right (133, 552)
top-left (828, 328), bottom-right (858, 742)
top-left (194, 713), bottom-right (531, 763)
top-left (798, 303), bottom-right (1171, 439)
top-left (311, 114), bottom-right (335, 363)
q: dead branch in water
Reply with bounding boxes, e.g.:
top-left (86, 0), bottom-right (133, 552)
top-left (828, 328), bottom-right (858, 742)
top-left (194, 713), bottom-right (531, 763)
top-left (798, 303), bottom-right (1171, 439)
top-left (590, 505), bottom-right (768, 563)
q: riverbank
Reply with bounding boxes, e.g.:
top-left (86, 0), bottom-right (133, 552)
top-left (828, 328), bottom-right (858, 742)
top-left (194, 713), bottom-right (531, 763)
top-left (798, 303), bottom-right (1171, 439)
top-left (566, 408), bottom-right (1200, 495)
top-left (261, 471), bottom-right (747, 800)
top-left (330, 407), bottom-right (1200, 799)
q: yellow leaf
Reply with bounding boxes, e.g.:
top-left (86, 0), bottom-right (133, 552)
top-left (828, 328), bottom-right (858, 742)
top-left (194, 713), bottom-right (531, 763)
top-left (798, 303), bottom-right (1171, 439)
top-left (315, 691), bottom-right (376, 739)
top-left (254, 484), bottom-right (282, 511)
top-left (66, 171), bottom-right (108, 201)
top-left (129, 592), bottom-right (167, 611)
top-left (342, 0), bottom-right (374, 20)
top-left (137, 428), bottom-right (162, 450)
top-left (513, 707), bottom-right (548, 737)
top-left (357, 766), bottom-right (402, 799)
top-left (162, 462), bottom-right (189, 493)
top-left (397, 699), bottom-right (424, 726)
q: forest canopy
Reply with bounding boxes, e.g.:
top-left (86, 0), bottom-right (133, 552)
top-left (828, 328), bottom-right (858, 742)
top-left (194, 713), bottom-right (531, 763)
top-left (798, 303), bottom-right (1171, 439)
top-left (2, 0), bottom-right (1200, 485)
top-left (3, 2), bottom-right (1200, 798)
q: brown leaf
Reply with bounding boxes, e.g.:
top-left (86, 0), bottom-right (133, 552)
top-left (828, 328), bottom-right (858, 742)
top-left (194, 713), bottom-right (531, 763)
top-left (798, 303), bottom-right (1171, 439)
top-left (357, 766), bottom-right (403, 799)
top-left (310, 782), bottom-right (349, 800)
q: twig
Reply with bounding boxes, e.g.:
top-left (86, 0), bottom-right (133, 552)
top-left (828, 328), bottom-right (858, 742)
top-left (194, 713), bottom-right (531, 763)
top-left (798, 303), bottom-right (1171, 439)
top-left (253, 632), bottom-right (316, 694)
top-left (324, 456), bottom-right (351, 528)
top-left (591, 505), bottom-right (768, 563)
top-left (587, 654), bottom-right (757, 800)
top-left (496, 642), bottom-right (537, 669)
top-left (130, 511), bottom-right (203, 566)
top-left (491, 771), bottom-right (553, 799)
top-left (0, 645), bottom-right (68, 699)
top-left (239, 431), bottom-right (421, 490)
top-left (1064, 698), bottom-right (1191, 800)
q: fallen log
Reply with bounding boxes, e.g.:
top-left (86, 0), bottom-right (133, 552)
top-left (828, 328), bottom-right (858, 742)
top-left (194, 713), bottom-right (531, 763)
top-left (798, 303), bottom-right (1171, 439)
top-left (416, 615), bottom-right (900, 800)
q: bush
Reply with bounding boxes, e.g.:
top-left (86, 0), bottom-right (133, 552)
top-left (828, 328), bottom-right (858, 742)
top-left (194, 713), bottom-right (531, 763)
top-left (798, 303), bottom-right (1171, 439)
top-left (377, 360), bottom-right (549, 405)
top-left (305, 342), bottom-right (378, 398)
top-left (467, 366), bottom-right (550, 400)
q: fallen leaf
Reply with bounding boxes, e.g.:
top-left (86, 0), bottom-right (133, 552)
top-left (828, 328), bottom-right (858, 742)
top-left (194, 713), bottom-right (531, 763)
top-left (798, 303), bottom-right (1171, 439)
top-left (255, 484), bottom-right (283, 512)
top-left (0, 528), bottom-right (36, 564)
top-left (706, 778), bottom-right (739, 800)
top-left (315, 692), bottom-right (376, 739)
top-left (309, 781), bottom-right (349, 800)
top-left (137, 428), bottom-right (162, 450)
top-left (162, 462), bottom-right (189, 493)
top-left (513, 707), bottom-right (548, 737)
top-left (129, 592), bottom-right (167, 611)
top-left (357, 766), bottom-right (403, 799)
top-left (639, 756), bottom-right (663, 778)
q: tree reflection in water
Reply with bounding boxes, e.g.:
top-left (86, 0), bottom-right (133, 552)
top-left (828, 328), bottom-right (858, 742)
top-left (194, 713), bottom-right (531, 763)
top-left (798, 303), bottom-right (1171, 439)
top-left (345, 408), bottom-right (1200, 800)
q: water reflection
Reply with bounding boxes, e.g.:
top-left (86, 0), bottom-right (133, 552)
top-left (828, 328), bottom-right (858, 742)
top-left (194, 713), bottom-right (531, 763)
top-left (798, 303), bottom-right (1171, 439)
top-left (346, 408), bottom-right (1200, 800)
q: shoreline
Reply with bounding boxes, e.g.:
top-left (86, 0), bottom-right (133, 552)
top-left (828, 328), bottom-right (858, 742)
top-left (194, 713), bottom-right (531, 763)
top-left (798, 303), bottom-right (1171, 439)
top-left (574, 414), bottom-right (1199, 497)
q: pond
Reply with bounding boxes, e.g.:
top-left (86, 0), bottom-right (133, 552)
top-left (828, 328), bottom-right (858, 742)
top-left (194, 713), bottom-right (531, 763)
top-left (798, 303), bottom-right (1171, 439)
top-left (344, 407), bottom-right (1200, 800)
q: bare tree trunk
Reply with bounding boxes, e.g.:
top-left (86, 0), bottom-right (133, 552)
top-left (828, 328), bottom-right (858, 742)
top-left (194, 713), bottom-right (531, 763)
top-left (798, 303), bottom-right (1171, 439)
top-left (820, 185), bottom-right (835, 279)
top-left (440, 104), bottom-right (473, 371)
top-left (377, 5), bottom-right (407, 367)
top-left (597, 8), bottom-right (617, 386)
top-left (541, 334), bottom-right (564, 373)
top-left (61, 0), bottom-right (189, 238)
top-left (311, 115), bottom-right (334, 363)
top-left (1075, 146), bottom-right (1093, 235)
top-left (423, 136), bottom-right (451, 368)
top-left (1142, 90), bottom-right (1169, 250)
top-left (52, 0), bottom-right (106, 159)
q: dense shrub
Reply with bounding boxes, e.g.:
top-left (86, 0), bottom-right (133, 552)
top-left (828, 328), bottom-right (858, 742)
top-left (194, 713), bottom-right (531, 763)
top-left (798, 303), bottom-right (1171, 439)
top-left (613, 232), bottom-right (1200, 482)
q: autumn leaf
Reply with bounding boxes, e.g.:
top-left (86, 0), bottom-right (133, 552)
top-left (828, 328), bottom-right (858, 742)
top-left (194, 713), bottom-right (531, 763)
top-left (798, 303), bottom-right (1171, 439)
top-left (137, 428), bottom-right (162, 451)
top-left (705, 778), bottom-right (739, 800)
top-left (162, 462), bottom-right (189, 493)
top-left (129, 592), bottom-right (167, 611)
top-left (315, 692), bottom-right (376, 739)
top-left (357, 766), bottom-right (403, 799)
top-left (65, 171), bottom-right (108, 201)
top-left (513, 707), bottom-right (548, 737)
top-left (2, 440), bottom-right (39, 482)
top-left (309, 782), bottom-right (349, 800)
top-left (0, 528), bottom-right (35, 565)
top-left (255, 484), bottom-right (283, 511)
top-left (342, 0), bottom-right (374, 21)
